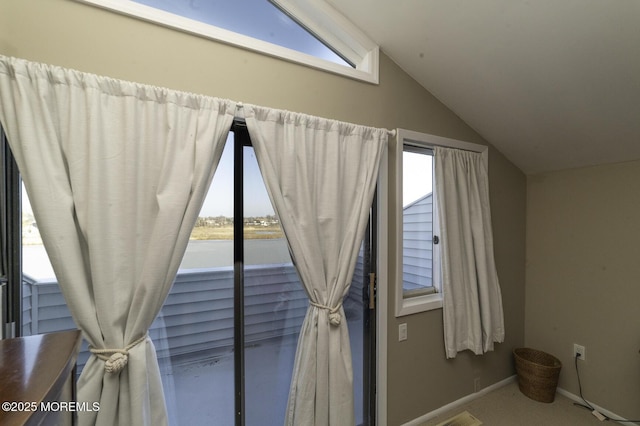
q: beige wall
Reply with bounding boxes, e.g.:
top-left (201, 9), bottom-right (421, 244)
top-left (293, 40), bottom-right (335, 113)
top-left (387, 144), bottom-right (526, 425)
top-left (0, 1), bottom-right (527, 424)
top-left (526, 160), bottom-right (640, 420)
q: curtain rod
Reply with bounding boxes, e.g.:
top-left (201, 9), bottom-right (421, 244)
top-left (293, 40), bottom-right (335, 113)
top-left (235, 102), bottom-right (396, 138)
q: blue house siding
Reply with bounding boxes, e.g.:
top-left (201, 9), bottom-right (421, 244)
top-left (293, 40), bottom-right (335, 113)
top-left (21, 247), bottom-right (367, 370)
top-left (402, 193), bottom-right (434, 291)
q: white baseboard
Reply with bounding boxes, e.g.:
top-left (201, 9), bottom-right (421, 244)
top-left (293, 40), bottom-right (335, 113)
top-left (556, 387), bottom-right (639, 426)
top-left (401, 375), bottom-right (517, 426)
top-left (400, 377), bottom-right (639, 426)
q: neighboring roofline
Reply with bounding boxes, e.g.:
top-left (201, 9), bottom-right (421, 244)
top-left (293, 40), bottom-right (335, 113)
top-left (403, 192), bottom-right (432, 211)
top-left (74, 0), bottom-right (380, 84)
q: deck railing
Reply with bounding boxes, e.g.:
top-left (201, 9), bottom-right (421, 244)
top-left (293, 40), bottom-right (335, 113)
top-left (22, 258), bottom-right (365, 370)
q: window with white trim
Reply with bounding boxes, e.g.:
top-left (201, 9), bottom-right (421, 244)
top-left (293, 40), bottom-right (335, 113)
top-left (402, 145), bottom-right (438, 293)
top-left (395, 129), bottom-right (487, 317)
top-left (76, 0), bottom-right (379, 83)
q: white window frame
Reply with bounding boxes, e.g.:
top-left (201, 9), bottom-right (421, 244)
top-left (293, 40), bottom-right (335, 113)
top-left (395, 129), bottom-right (488, 317)
top-left (74, 0), bottom-right (380, 84)
top-left (376, 140), bottom-right (389, 425)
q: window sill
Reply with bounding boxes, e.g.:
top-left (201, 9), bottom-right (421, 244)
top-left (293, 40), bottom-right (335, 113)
top-left (395, 293), bottom-right (442, 317)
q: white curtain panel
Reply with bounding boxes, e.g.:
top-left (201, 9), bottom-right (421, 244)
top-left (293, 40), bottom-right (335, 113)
top-left (245, 106), bottom-right (386, 426)
top-left (0, 56), bottom-right (235, 426)
top-left (434, 146), bottom-right (505, 359)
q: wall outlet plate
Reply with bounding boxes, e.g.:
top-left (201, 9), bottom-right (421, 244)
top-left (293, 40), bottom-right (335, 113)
top-left (573, 343), bottom-right (586, 361)
top-left (399, 323), bottom-right (407, 341)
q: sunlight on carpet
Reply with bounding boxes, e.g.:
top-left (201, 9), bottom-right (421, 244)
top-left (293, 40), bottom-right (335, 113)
top-left (435, 410), bottom-right (482, 426)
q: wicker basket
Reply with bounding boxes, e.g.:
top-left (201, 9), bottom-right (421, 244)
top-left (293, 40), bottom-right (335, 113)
top-left (513, 348), bottom-right (562, 403)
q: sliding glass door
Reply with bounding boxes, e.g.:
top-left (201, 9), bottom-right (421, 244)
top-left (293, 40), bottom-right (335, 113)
top-left (163, 123), bottom-right (377, 425)
top-left (0, 128), bottom-right (21, 341)
top-left (1, 124), bottom-right (376, 425)
top-left (240, 130), bottom-right (301, 425)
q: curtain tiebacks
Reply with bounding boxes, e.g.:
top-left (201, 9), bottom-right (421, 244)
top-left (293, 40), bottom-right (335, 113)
top-left (309, 301), bottom-right (343, 326)
top-left (89, 333), bottom-right (149, 374)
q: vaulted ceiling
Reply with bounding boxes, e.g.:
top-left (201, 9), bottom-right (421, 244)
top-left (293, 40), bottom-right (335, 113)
top-left (328, 0), bottom-right (640, 174)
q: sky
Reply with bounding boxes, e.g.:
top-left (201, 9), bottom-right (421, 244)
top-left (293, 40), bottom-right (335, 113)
top-left (133, 0), bottom-right (350, 66)
top-left (403, 151), bottom-right (433, 207)
top-left (200, 144), bottom-right (434, 216)
top-left (199, 137), bottom-right (274, 217)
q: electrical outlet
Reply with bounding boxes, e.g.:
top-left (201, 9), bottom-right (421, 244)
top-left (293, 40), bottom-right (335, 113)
top-left (573, 344), bottom-right (586, 361)
top-left (399, 323), bottom-right (408, 341)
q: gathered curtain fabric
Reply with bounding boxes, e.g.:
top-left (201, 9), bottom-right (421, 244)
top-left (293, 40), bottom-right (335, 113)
top-left (245, 105), bottom-right (387, 426)
top-left (0, 56), bottom-right (235, 426)
top-left (434, 146), bottom-right (504, 359)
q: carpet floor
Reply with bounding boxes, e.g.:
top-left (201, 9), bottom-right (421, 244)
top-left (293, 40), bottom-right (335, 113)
top-left (421, 380), bottom-right (617, 426)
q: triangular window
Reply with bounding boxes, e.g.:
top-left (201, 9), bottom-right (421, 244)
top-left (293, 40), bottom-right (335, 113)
top-left (134, 0), bottom-right (351, 66)
top-left (79, 0), bottom-right (379, 82)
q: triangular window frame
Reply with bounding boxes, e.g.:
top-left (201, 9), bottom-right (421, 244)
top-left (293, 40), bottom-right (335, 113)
top-left (76, 0), bottom-right (380, 83)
